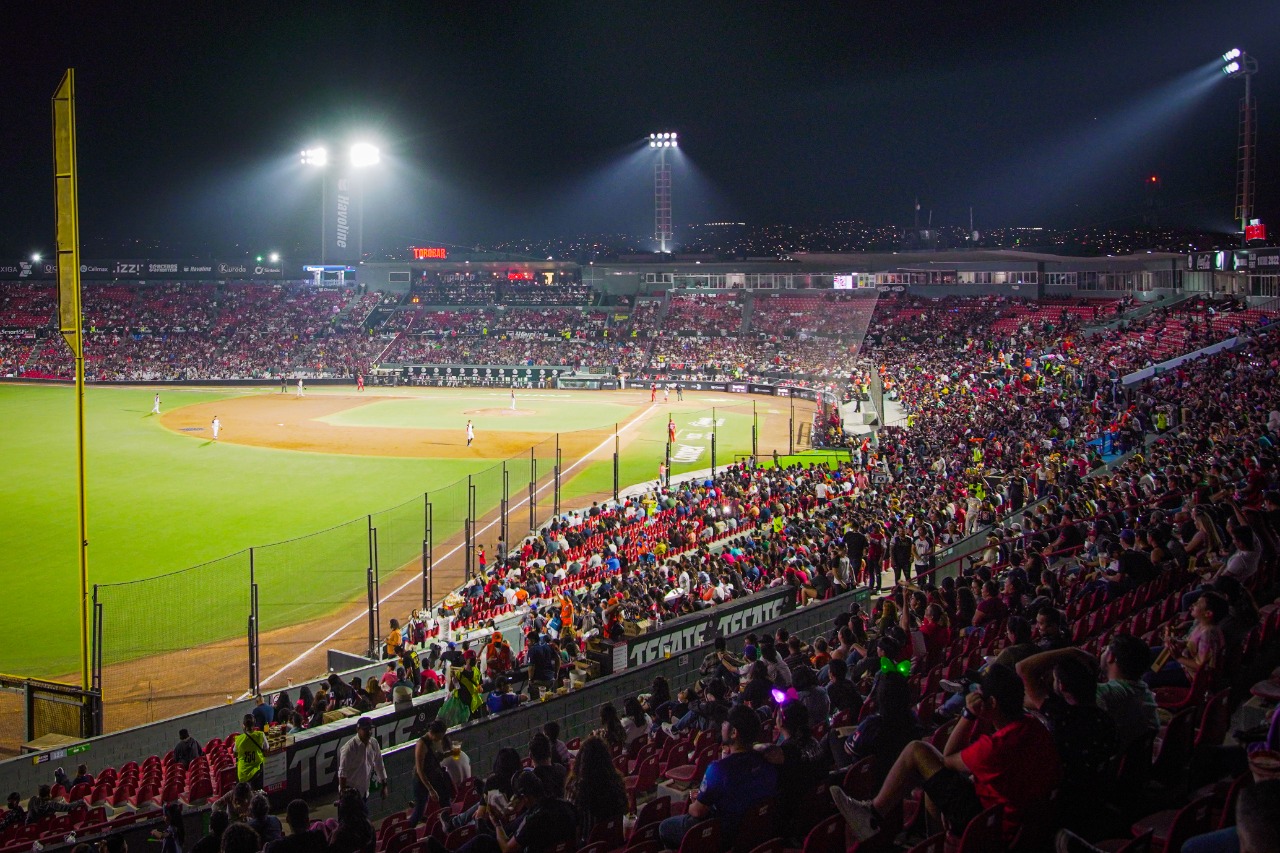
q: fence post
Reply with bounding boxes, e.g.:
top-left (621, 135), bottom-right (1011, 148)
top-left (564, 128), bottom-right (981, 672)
top-left (425, 497), bottom-right (434, 610)
top-left (665, 441), bottom-right (671, 487)
top-left (365, 517), bottom-right (378, 658)
top-left (465, 476), bottom-right (474, 580)
top-left (612, 425), bottom-right (620, 501)
top-left (553, 434), bottom-right (561, 516)
top-left (501, 463), bottom-right (509, 549)
top-left (371, 525), bottom-right (380, 643)
top-left (711, 407), bottom-right (717, 476)
top-left (90, 584), bottom-right (102, 693)
top-left (528, 447), bottom-right (536, 532)
top-left (91, 584), bottom-right (104, 735)
top-left (789, 396), bottom-right (796, 455)
top-left (752, 400), bottom-right (758, 460)
top-left (469, 479), bottom-right (477, 575)
top-left (248, 548), bottom-right (259, 698)
top-left (422, 493), bottom-right (430, 610)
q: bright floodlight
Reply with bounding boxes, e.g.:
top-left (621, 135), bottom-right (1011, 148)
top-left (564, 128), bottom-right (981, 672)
top-left (649, 140), bottom-right (657, 147)
top-left (1223, 48), bottom-right (1241, 61)
top-left (650, 133), bottom-right (656, 139)
top-left (350, 142), bottom-right (380, 168)
top-left (31, 253), bottom-right (41, 262)
top-left (301, 147), bottom-right (328, 167)
top-left (1224, 60), bottom-right (1241, 75)
top-left (269, 253), bottom-right (280, 263)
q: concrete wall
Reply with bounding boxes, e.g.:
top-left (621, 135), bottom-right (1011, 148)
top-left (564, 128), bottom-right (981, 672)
top-left (366, 587), bottom-right (870, 823)
top-left (0, 660), bottom-right (389, 799)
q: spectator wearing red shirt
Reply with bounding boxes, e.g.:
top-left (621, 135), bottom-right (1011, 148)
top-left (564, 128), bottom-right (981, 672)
top-left (831, 663), bottom-right (1060, 846)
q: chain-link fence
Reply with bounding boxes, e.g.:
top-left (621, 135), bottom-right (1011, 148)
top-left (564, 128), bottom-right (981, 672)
top-left (90, 393), bottom-right (819, 732)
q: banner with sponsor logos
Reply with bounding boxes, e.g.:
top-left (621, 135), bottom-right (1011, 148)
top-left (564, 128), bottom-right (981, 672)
top-left (215, 260), bottom-right (285, 280)
top-left (0, 260), bottom-right (285, 280)
top-left (325, 171), bottom-right (362, 264)
top-left (1243, 248), bottom-right (1280, 271)
top-left (621, 587), bottom-right (796, 670)
top-left (272, 694), bottom-right (444, 803)
top-left (0, 260), bottom-right (58, 280)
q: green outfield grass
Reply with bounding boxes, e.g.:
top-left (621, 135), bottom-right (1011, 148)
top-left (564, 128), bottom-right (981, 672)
top-left (0, 384), bottom-right (774, 676)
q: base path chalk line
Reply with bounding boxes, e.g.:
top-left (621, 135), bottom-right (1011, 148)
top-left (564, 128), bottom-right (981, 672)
top-left (253, 402), bottom-right (659, 692)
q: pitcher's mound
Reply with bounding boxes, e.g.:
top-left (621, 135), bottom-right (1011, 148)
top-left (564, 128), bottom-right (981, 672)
top-left (463, 408), bottom-right (535, 417)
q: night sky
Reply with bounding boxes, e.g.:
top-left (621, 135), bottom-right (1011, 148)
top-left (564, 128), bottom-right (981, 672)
top-left (2, 1), bottom-right (1277, 258)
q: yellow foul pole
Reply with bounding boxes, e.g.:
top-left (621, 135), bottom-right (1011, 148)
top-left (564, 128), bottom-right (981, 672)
top-left (53, 69), bottom-right (91, 692)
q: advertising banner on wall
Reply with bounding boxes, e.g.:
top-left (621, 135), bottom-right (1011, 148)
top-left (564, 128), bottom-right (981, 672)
top-left (620, 587), bottom-right (796, 670)
top-left (275, 695), bottom-right (444, 802)
top-left (0, 260), bottom-right (58, 280)
top-left (325, 172), bottom-right (362, 264)
top-left (215, 261), bottom-right (285, 280)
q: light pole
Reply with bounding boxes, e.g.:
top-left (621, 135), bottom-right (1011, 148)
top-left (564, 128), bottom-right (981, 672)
top-left (649, 132), bottom-right (677, 253)
top-left (300, 147), bottom-right (329, 263)
top-left (1222, 49), bottom-right (1259, 246)
top-left (349, 143), bottom-right (381, 263)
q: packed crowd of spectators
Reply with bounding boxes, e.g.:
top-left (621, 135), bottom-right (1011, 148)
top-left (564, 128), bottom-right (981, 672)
top-left (750, 293), bottom-right (879, 338)
top-left (501, 283), bottom-right (595, 305)
top-left (4, 282), bottom-right (1280, 852)
top-left (11, 283), bottom-right (390, 380)
top-left (364, 314), bottom-right (1280, 851)
top-left (661, 293), bottom-right (743, 336)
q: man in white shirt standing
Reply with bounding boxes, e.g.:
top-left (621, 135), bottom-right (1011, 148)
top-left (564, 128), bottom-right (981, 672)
top-left (338, 717), bottom-right (388, 813)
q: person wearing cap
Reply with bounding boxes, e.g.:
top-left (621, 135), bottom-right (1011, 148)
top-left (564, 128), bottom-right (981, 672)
top-left (480, 768), bottom-right (576, 853)
top-left (485, 632), bottom-right (513, 681)
top-left (337, 718), bottom-right (388, 811)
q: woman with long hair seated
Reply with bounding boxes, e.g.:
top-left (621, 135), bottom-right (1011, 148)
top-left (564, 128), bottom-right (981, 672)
top-left (566, 736), bottom-right (629, 843)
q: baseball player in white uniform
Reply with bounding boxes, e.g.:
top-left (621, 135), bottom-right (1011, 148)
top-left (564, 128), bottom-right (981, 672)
top-left (152, 393), bottom-right (161, 414)
top-left (296, 378), bottom-right (305, 397)
top-left (510, 387), bottom-right (517, 411)
top-left (211, 416), bottom-right (221, 440)
top-left (466, 420), bottom-right (475, 447)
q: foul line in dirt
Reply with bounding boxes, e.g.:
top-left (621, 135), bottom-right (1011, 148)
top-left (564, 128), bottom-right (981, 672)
top-left (254, 403), bottom-right (660, 691)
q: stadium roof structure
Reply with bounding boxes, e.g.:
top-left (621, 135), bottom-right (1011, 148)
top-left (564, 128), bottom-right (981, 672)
top-left (791, 249), bottom-right (1188, 266)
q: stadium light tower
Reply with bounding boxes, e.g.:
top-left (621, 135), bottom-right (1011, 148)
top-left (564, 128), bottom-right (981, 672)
top-left (649, 132), bottom-right (678, 253)
top-left (1222, 48), bottom-right (1259, 245)
top-left (299, 142), bottom-right (380, 263)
